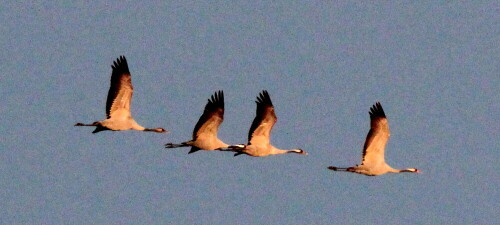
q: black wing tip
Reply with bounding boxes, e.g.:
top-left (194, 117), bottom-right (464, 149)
top-left (369, 102), bottom-right (386, 119)
top-left (207, 90), bottom-right (224, 110)
top-left (256, 90), bottom-right (273, 106)
top-left (111, 55), bottom-right (130, 74)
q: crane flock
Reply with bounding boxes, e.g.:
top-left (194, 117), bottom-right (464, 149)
top-left (75, 56), bottom-right (421, 176)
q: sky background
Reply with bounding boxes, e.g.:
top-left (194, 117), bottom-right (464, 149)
top-left (1, 1), bottom-right (498, 224)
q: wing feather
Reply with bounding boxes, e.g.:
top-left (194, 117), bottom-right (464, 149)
top-left (361, 102), bottom-right (390, 166)
top-left (106, 56), bottom-right (133, 119)
top-left (248, 90), bottom-right (277, 146)
top-left (192, 90), bottom-right (224, 139)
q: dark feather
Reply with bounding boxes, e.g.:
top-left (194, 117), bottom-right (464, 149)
top-left (362, 102), bottom-right (388, 163)
top-left (368, 102), bottom-right (386, 120)
top-left (188, 146), bottom-right (201, 154)
top-left (92, 125), bottom-right (109, 133)
top-left (192, 90), bottom-right (224, 139)
top-left (247, 90), bottom-right (276, 143)
top-left (105, 56), bottom-right (132, 118)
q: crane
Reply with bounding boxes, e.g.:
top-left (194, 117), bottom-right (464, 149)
top-left (328, 102), bottom-right (420, 176)
top-left (75, 56), bottom-right (167, 134)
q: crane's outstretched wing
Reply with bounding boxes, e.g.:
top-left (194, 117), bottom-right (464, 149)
top-left (248, 90), bottom-right (277, 146)
top-left (106, 56), bottom-right (133, 119)
top-left (361, 102), bottom-right (390, 166)
top-left (192, 90), bottom-right (225, 139)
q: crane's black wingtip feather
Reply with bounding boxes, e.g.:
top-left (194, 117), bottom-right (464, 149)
top-left (206, 90), bottom-right (224, 110)
top-left (369, 102), bottom-right (386, 119)
top-left (256, 90), bottom-right (273, 106)
top-left (111, 55), bottom-right (130, 74)
top-left (219, 90), bottom-right (224, 108)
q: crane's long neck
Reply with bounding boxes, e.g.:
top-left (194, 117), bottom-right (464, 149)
top-left (213, 139), bottom-right (229, 149)
top-left (388, 168), bottom-right (419, 173)
top-left (143, 128), bottom-right (157, 132)
top-left (130, 122), bottom-right (146, 131)
top-left (133, 121), bottom-right (166, 133)
top-left (270, 147), bottom-right (303, 155)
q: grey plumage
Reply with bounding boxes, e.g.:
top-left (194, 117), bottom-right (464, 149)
top-left (75, 56), bottom-right (167, 134)
top-left (225, 90), bottom-right (307, 157)
top-left (165, 90), bottom-right (229, 153)
top-left (328, 102), bottom-right (420, 176)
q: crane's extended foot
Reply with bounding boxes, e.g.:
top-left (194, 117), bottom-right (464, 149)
top-left (75, 122), bottom-right (99, 126)
top-left (327, 166), bottom-right (338, 171)
top-left (328, 166), bottom-right (349, 171)
top-left (165, 143), bottom-right (188, 148)
top-left (165, 143), bottom-right (176, 148)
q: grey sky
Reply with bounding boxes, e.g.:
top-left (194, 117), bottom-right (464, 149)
top-left (1, 1), bottom-right (498, 224)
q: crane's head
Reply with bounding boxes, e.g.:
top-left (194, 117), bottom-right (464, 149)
top-left (290, 149), bottom-right (308, 155)
top-left (157, 128), bottom-right (169, 133)
top-left (405, 168), bottom-right (421, 173)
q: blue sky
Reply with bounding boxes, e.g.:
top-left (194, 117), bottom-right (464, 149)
top-left (1, 1), bottom-right (498, 224)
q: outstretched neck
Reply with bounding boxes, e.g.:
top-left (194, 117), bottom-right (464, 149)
top-left (271, 147), bottom-right (307, 155)
top-left (143, 128), bottom-right (168, 133)
top-left (389, 168), bottom-right (420, 173)
top-left (131, 122), bottom-right (167, 133)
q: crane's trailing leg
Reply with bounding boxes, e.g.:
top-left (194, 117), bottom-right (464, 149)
top-left (74, 122), bottom-right (100, 126)
top-left (165, 142), bottom-right (190, 148)
top-left (74, 122), bottom-right (108, 133)
top-left (327, 166), bottom-right (348, 171)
